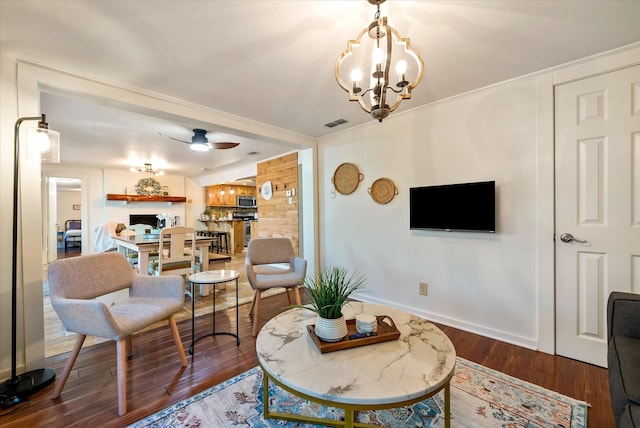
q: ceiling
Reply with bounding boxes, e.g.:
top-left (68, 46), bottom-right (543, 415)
top-left (2, 1), bottom-right (639, 180)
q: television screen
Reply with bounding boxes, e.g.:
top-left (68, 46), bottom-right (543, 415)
top-left (410, 181), bottom-right (496, 232)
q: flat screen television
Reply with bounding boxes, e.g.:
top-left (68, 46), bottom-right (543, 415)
top-left (410, 181), bottom-right (496, 233)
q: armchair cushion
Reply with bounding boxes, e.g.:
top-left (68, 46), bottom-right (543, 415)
top-left (249, 268), bottom-right (305, 289)
top-left (621, 405), bottom-right (640, 428)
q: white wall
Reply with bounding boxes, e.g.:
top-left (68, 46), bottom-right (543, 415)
top-left (318, 78), bottom-right (543, 348)
top-left (56, 190), bottom-right (81, 231)
top-left (318, 44), bottom-right (640, 350)
top-left (0, 51), bottom-right (20, 377)
top-left (103, 169), bottom-right (187, 228)
top-left (186, 177), bottom-right (206, 231)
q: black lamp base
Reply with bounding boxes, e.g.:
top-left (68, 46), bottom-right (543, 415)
top-left (0, 368), bottom-right (56, 407)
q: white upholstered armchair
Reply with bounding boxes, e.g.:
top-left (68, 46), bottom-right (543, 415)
top-left (47, 252), bottom-right (187, 415)
top-left (245, 238), bottom-right (307, 336)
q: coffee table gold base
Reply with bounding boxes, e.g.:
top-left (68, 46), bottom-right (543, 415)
top-left (259, 363), bottom-right (451, 428)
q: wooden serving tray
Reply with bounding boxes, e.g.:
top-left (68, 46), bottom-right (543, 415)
top-left (306, 315), bottom-right (400, 354)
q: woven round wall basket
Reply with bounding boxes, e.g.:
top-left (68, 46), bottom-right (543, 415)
top-left (368, 177), bottom-right (398, 204)
top-left (332, 162), bottom-right (363, 195)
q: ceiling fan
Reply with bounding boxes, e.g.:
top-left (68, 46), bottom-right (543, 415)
top-left (161, 129), bottom-right (239, 152)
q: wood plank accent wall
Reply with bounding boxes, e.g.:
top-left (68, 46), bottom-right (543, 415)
top-left (256, 152), bottom-right (299, 254)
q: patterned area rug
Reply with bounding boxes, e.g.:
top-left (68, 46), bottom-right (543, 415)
top-left (129, 357), bottom-right (587, 428)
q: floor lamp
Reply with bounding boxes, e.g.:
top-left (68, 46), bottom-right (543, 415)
top-left (0, 115), bottom-right (59, 408)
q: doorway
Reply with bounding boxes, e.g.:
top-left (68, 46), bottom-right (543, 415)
top-left (51, 177), bottom-right (83, 259)
top-left (43, 176), bottom-right (83, 357)
top-left (554, 65), bottom-right (640, 367)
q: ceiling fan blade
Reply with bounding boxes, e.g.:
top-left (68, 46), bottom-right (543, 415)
top-left (159, 130), bottom-right (237, 149)
top-left (211, 142), bottom-right (240, 149)
top-left (158, 132), bottom-right (190, 144)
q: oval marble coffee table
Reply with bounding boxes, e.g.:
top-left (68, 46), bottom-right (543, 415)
top-left (256, 302), bottom-right (456, 428)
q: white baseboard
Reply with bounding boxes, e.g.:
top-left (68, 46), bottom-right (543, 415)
top-left (352, 293), bottom-right (541, 352)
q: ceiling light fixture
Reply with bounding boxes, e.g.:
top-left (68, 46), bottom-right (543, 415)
top-left (335, 0), bottom-right (424, 122)
top-left (130, 163), bottom-right (164, 175)
top-left (190, 129), bottom-right (210, 152)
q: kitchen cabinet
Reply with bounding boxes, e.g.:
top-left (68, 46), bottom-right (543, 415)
top-left (223, 191), bottom-right (236, 206)
top-left (232, 220), bottom-right (244, 254)
top-left (236, 186), bottom-right (257, 196)
top-left (205, 186), bottom-right (225, 206)
top-left (205, 185), bottom-right (256, 206)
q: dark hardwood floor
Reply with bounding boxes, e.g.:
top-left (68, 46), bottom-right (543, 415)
top-left (1, 291), bottom-right (614, 427)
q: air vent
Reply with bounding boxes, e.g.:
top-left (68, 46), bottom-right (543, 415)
top-left (324, 118), bottom-right (349, 128)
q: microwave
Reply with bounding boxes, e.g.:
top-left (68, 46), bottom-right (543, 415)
top-left (237, 195), bottom-right (257, 207)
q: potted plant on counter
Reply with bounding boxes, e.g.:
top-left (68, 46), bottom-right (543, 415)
top-left (201, 208), bottom-right (212, 220)
top-left (300, 265), bottom-right (366, 342)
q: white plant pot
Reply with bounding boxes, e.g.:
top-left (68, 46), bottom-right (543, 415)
top-left (314, 315), bottom-right (348, 342)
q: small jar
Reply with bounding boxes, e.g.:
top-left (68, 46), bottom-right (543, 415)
top-left (355, 314), bottom-right (377, 334)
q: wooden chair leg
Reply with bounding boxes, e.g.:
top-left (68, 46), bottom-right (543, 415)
top-left (293, 285), bottom-right (301, 306)
top-left (116, 338), bottom-right (127, 416)
top-left (168, 316), bottom-right (188, 367)
top-left (285, 288), bottom-right (293, 305)
top-left (252, 290), bottom-right (263, 337)
top-left (249, 289), bottom-right (258, 316)
top-left (51, 334), bottom-right (86, 399)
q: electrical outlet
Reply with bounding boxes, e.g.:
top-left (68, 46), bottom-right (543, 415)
top-left (419, 282), bottom-right (428, 296)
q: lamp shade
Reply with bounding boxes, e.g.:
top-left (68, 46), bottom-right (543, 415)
top-left (27, 127), bottom-right (60, 163)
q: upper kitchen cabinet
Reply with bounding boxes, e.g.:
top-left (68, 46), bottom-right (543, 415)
top-left (236, 186), bottom-right (256, 196)
top-left (205, 185), bottom-right (257, 206)
top-left (205, 186), bottom-right (223, 206)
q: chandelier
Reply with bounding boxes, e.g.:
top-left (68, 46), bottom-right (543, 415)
top-left (130, 163), bottom-right (164, 175)
top-left (335, 0), bottom-right (424, 122)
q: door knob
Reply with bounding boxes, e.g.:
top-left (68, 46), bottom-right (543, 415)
top-left (559, 233), bottom-right (587, 244)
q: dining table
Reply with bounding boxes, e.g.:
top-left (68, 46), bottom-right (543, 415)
top-left (112, 233), bottom-right (215, 276)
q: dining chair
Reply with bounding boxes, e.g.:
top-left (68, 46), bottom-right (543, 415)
top-left (47, 252), bottom-right (188, 415)
top-left (123, 223), bottom-right (156, 270)
top-left (148, 226), bottom-right (196, 277)
top-left (245, 237), bottom-right (307, 336)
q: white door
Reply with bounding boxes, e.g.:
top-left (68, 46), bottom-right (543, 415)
top-left (555, 65), bottom-right (640, 367)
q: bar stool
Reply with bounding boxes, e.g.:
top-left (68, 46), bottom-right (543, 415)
top-left (197, 231), bottom-right (220, 253)
top-left (216, 231), bottom-right (229, 254)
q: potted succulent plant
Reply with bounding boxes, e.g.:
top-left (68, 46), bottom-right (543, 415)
top-left (201, 208), bottom-right (212, 220)
top-left (300, 265), bottom-right (366, 342)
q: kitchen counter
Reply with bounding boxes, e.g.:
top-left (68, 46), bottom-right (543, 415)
top-left (201, 219), bottom-right (246, 254)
